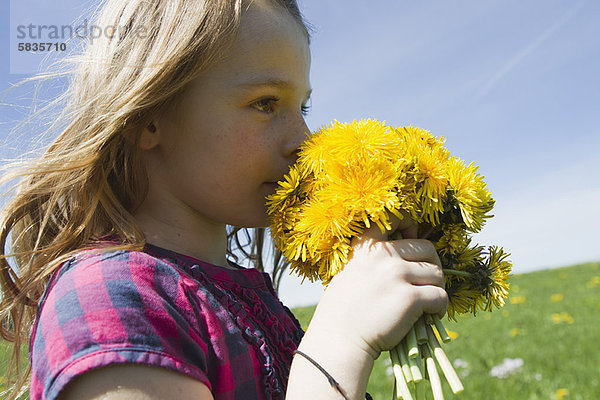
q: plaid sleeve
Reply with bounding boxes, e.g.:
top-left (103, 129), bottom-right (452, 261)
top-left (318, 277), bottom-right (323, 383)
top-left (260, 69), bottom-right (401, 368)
top-left (29, 250), bottom-right (212, 400)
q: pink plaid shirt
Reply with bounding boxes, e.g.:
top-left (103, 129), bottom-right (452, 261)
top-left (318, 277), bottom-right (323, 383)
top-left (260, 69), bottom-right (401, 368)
top-left (30, 241), bottom-right (304, 399)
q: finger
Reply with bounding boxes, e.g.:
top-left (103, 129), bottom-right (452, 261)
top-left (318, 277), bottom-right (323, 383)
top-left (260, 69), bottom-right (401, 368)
top-left (391, 239), bottom-right (441, 267)
top-left (415, 285), bottom-right (448, 316)
top-left (394, 212), bottom-right (418, 239)
top-left (400, 261), bottom-right (445, 287)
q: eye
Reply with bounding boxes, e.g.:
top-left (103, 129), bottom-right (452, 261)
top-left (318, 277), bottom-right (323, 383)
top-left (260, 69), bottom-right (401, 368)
top-left (252, 97), bottom-right (279, 113)
top-left (301, 104), bottom-right (311, 116)
top-left (301, 97), bottom-right (312, 116)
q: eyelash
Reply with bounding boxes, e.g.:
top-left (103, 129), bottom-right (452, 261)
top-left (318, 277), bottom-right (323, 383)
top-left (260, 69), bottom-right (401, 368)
top-left (252, 97), bottom-right (311, 116)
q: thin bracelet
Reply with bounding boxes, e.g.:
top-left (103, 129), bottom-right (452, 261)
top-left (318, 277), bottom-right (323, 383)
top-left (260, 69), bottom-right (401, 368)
top-left (293, 350), bottom-right (351, 399)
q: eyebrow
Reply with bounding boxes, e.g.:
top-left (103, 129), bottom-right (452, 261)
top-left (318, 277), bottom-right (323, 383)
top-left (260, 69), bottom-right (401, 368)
top-left (237, 78), bottom-right (312, 98)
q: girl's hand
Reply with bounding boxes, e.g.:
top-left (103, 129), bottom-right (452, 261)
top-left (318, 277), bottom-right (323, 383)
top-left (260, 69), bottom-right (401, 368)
top-left (308, 213), bottom-right (448, 360)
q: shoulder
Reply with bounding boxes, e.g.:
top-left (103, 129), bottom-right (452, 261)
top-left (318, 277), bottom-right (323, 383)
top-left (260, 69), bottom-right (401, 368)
top-left (44, 247), bottom-right (185, 303)
top-left (31, 247), bottom-right (212, 400)
top-left (55, 247), bottom-right (177, 281)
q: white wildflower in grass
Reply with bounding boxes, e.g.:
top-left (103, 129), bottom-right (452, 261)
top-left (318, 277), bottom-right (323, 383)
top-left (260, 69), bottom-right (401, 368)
top-left (453, 358), bottom-right (471, 378)
top-left (489, 358), bottom-right (524, 379)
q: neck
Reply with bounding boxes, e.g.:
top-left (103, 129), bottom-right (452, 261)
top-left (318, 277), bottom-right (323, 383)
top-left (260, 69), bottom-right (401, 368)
top-left (133, 202), bottom-right (230, 269)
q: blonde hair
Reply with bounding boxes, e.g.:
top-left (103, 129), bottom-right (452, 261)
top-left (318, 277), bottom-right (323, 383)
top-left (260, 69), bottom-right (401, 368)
top-left (0, 0), bottom-right (309, 397)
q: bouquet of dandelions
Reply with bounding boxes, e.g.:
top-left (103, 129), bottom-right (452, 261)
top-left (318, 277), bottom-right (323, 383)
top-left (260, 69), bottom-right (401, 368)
top-left (267, 119), bottom-right (512, 400)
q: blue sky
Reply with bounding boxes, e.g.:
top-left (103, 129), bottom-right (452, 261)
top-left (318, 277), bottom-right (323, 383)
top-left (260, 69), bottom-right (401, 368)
top-left (1, 1), bottom-right (599, 307)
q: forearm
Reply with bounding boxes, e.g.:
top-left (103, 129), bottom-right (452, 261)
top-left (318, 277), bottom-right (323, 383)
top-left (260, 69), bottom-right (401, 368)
top-left (286, 311), bottom-right (376, 400)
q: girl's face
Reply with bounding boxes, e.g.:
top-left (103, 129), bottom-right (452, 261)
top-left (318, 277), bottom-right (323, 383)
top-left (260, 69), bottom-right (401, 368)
top-left (143, 0), bottom-right (311, 229)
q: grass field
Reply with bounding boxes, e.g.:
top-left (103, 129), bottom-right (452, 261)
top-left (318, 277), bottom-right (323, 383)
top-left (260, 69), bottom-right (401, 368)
top-left (2, 262), bottom-right (599, 399)
top-left (292, 262), bottom-right (600, 400)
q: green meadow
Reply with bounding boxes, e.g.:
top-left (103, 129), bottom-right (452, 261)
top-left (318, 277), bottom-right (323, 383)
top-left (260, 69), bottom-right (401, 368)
top-left (292, 262), bottom-right (600, 400)
top-left (2, 262), bottom-right (599, 399)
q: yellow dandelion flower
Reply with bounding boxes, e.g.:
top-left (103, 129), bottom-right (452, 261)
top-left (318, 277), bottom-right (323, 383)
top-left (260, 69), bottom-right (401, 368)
top-left (395, 126), bottom-right (450, 225)
top-left (509, 328), bottom-right (520, 337)
top-left (323, 160), bottom-right (403, 231)
top-left (551, 293), bottom-right (564, 302)
top-left (552, 312), bottom-right (574, 324)
top-left (289, 259), bottom-right (320, 283)
top-left (317, 241), bottom-right (354, 283)
top-left (562, 312), bottom-right (574, 324)
top-left (395, 125), bottom-right (447, 152)
top-left (552, 313), bottom-right (562, 324)
top-left (555, 388), bottom-right (569, 400)
top-left (587, 276), bottom-right (600, 288)
top-left (296, 198), bottom-right (357, 255)
top-left (446, 278), bottom-right (482, 320)
top-left (510, 296), bottom-right (526, 305)
top-left (447, 156), bottom-right (494, 232)
top-left (415, 149), bottom-right (449, 222)
top-left (301, 119), bottom-right (404, 176)
top-left (481, 246), bottom-right (512, 311)
top-left (435, 224), bottom-right (469, 256)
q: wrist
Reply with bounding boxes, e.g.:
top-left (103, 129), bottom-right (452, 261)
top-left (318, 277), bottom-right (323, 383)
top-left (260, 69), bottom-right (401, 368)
top-left (289, 325), bottom-right (375, 400)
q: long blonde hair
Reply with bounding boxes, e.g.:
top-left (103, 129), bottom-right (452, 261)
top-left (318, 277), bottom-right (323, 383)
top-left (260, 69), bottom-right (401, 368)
top-left (0, 0), bottom-right (309, 397)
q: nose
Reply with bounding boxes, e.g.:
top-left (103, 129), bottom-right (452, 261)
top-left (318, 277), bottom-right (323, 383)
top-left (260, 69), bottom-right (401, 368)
top-left (283, 114), bottom-right (310, 160)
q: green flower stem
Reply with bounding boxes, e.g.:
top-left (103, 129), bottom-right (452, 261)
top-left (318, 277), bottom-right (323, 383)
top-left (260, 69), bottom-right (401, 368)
top-left (424, 313), bottom-right (434, 325)
top-left (389, 349), bottom-right (403, 399)
top-left (406, 326), bottom-right (419, 358)
top-left (426, 325), bottom-right (464, 394)
top-left (390, 345), bottom-right (414, 400)
top-left (397, 340), bottom-right (414, 383)
top-left (406, 346), bottom-right (424, 383)
top-left (442, 268), bottom-right (473, 278)
top-left (414, 379), bottom-right (425, 400)
top-left (432, 315), bottom-right (451, 343)
top-left (416, 316), bottom-right (428, 344)
top-left (422, 343), bottom-right (445, 400)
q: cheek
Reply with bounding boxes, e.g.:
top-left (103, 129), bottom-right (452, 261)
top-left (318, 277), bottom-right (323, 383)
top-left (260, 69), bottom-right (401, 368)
top-left (223, 123), bottom-right (272, 163)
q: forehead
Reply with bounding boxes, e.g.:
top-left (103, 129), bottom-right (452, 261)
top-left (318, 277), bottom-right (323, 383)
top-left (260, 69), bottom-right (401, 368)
top-left (208, 0), bottom-right (310, 86)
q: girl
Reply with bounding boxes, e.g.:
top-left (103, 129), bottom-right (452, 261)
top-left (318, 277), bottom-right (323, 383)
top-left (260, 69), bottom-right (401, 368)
top-left (0, 0), bottom-right (448, 399)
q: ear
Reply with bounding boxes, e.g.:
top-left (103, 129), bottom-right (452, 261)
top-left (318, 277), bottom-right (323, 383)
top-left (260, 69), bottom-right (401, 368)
top-left (138, 121), bottom-right (160, 150)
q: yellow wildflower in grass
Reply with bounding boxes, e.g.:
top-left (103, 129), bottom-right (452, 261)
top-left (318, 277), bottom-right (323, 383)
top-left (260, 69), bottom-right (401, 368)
top-left (552, 312), bottom-right (574, 325)
top-left (586, 276), bottom-right (600, 288)
top-left (509, 328), bottom-right (520, 337)
top-left (510, 296), bottom-right (527, 305)
top-left (551, 293), bottom-right (564, 302)
top-left (555, 388), bottom-right (569, 400)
